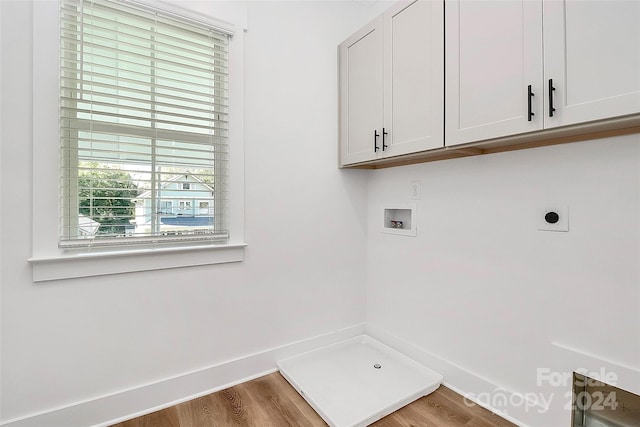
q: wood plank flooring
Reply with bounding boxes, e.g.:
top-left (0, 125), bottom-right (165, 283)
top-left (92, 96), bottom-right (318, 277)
top-left (110, 372), bottom-right (517, 427)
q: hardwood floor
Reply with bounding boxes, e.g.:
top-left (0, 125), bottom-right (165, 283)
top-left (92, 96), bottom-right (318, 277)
top-left (110, 372), bottom-right (517, 427)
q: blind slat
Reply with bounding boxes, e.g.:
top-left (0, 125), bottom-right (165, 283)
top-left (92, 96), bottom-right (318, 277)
top-left (61, 141), bottom-right (230, 156)
top-left (60, 84), bottom-right (228, 111)
top-left (60, 64), bottom-right (228, 93)
top-left (62, 38), bottom-right (228, 75)
top-left (59, 56), bottom-right (229, 94)
top-left (61, 3), bottom-right (230, 45)
top-left (60, 15), bottom-right (229, 53)
top-left (61, 106), bottom-right (229, 129)
top-left (62, 28), bottom-right (229, 64)
top-left (61, 119), bottom-right (226, 145)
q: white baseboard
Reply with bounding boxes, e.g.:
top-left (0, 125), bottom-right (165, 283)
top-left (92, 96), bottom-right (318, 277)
top-left (364, 324), bottom-right (536, 427)
top-left (0, 323), bottom-right (366, 427)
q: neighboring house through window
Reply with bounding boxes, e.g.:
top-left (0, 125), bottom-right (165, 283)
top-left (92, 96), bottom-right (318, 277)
top-left (133, 172), bottom-right (214, 234)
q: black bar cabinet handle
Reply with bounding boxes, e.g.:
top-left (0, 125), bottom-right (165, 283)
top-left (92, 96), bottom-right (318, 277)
top-left (548, 79), bottom-right (556, 117)
top-left (527, 85), bottom-right (535, 121)
top-left (382, 128), bottom-right (388, 151)
top-left (373, 129), bottom-right (379, 152)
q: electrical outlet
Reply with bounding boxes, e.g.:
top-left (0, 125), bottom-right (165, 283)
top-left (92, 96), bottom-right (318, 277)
top-left (410, 180), bottom-right (421, 200)
top-left (538, 205), bottom-right (569, 232)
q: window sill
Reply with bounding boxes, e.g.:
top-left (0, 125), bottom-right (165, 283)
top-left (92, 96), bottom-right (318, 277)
top-left (28, 243), bottom-right (247, 282)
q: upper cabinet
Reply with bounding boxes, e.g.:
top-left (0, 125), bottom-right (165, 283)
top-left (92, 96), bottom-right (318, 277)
top-left (339, 0), bottom-right (444, 167)
top-left (446, 0), bottom-right (640, 147)
top-left (339, 16), bottom-right (384, 166)
top-left (339, 0), bottom-right (640, 168)
top-left (543, 0), bottom-right (640, 129)
top-left (445, 0), bottom-right (543, 146)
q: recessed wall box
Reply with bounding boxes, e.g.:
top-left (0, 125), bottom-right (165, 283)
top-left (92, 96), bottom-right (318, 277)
top-left (382, 204), bottom-right (417, 236)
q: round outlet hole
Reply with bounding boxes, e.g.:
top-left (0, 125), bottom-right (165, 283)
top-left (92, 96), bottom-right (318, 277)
top-left (545, 211), bottom-right (560, 224)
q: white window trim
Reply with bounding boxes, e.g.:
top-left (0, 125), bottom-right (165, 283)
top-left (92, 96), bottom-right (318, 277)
top-left (29, 0), bottom-right (247, 282)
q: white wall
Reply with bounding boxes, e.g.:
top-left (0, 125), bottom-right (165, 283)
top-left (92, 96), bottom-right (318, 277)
top-left (366, 135), bottom-right (640, 426)
top-left (0, 1), bottom-right (387, 424)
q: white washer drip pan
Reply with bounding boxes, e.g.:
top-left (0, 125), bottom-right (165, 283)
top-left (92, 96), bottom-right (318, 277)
top-left (277, 335), bottom-right (443, 427)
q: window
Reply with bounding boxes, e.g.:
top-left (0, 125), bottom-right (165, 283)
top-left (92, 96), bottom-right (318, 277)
top-left (30, 0), bottom-right (244, 281)
top-left (159, 200), bottom-right (173, 215)
top-left (59, 0), bottom-right (230, 249)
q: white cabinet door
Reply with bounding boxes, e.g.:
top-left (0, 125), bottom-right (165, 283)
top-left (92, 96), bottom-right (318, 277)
top-left (339, 18), bottom-right (384, 166)
top-left (383, 0), bottom-right (444, 157)
top-left (543, 0), bottom-right (640, 128)
top-left (445, 0), bottom-right (543, 146)
top-left (339, 1), bottom-right (443, 166)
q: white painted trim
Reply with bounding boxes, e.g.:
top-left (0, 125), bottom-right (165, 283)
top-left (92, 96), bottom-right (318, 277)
top-left (28, 244), bottom-right (247, 282)
top-left (0, 323), bottom-right (367, 427)
top-left (364, 324), bottom-right (531, 427)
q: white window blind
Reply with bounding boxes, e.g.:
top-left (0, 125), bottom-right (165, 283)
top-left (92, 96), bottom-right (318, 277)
top-left (59, 0), bottom-right (230, 249)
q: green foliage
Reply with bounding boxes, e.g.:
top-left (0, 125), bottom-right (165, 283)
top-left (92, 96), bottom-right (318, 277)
top-left (78, 164), bottom-right (139, 235)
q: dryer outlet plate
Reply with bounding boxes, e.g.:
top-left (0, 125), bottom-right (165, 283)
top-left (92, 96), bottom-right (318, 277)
top-left (538, 205), bottom-right (569, 232)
